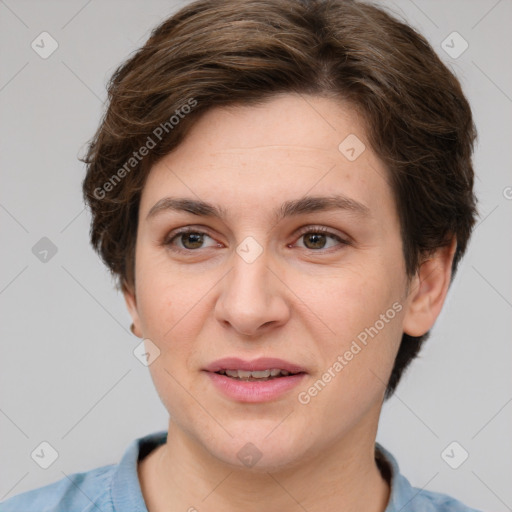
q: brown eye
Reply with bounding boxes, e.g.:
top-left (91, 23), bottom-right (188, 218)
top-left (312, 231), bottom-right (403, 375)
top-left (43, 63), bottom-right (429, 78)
top-left (178, 232), bottom-right (205, 249)
top-left (165, 229), bottom-right (218, 252)
top-left (302, 232), bottom-right (329, 250)
top-left (294, 226), bottom-right (349, 252)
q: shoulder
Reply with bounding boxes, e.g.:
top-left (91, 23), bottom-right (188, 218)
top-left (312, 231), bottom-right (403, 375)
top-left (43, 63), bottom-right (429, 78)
top-left (375, 442), bottom-right (483, 512)
top-left (0, 463), bottom-right (117, 512)
top-left (0, 430), bottom-right (167, 512)
top-left (405, 485), bottom-right (483, 512)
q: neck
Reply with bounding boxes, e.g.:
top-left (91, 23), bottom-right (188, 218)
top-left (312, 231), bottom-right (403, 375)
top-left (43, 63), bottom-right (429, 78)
top-left (139, 417), bottom-right (390, 512)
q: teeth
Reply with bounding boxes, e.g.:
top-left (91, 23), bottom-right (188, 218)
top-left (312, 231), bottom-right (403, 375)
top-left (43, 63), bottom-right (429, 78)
top-left (249, 369), bottom-right (271, 378)
top-left (219, 368), bottom-right (295, 380)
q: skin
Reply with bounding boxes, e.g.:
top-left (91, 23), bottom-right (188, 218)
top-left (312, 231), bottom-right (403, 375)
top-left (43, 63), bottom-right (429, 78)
top-left (123, 93), bottom-right (456, 512)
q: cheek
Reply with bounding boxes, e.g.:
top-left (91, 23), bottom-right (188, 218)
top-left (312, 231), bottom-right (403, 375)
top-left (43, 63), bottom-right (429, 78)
top-left (135, 268), bottom-right (201, 415)
top-left (303, 262), bottom-right (402, 340)
top-left (296, 281), bottom-right (403, 437)
top-left (134, 253), bottom-right (212, 382)
top-left (297, 255), bottom-right (405, 397)
top-left (135, 247), bottom-right (194, 332)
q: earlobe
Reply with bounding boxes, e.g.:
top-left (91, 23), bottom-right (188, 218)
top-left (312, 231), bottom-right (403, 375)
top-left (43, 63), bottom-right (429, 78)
top-left (122, 280), bottom-right (143, 338)
top-left (402, 238), bottom-right (457, 337)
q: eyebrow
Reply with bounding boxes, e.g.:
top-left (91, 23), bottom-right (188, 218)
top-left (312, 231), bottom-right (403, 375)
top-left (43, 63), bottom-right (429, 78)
top-left (146, 194), bottom-right (370, 223)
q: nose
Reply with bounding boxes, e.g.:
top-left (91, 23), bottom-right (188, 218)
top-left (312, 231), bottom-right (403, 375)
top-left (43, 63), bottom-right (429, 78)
top-left (214, 249), bottom-right (290, 337)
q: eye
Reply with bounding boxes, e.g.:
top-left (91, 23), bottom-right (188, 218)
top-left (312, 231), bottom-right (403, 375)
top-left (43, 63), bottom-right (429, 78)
top-left (164, 228), bottom-right (220, 252)
top-left (292, 226), bottom-right (349, 251)
top-left (163, 225), bottom-right (350, 254)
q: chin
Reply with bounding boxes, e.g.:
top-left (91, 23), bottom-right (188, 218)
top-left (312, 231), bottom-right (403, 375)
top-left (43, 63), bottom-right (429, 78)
top-left (205, 426), bottom-right (310, 473)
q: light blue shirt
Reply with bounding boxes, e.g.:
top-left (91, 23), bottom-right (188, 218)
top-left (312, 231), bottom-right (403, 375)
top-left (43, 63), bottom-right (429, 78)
top-left (0, 430), bottom-right (482, 511)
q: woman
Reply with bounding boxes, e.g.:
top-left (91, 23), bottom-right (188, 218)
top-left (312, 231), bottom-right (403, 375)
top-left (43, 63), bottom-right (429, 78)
top-left (1, 0), bottom-right (482, 510)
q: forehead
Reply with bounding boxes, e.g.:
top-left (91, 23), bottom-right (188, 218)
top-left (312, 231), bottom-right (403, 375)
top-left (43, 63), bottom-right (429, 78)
top-left (139, 93), bottom-right (394, 224)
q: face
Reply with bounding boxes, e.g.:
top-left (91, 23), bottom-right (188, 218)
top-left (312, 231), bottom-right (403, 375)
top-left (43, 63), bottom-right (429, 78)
top-left (124, 93), bottom-right (444, 471)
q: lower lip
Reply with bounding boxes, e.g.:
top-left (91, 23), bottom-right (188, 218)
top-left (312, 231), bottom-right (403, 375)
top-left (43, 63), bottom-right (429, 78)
top-left (204, 371), bottom-right (307, 403)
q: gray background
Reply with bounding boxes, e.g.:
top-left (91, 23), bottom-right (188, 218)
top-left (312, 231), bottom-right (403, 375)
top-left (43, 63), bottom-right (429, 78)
top-left (1, 0), bottom-right (511, 510)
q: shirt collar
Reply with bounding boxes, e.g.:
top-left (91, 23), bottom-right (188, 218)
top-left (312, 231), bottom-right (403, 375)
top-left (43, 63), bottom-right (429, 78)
top-left (110, 431), bottom-right (416, 512)
top-left (376, 441), bottom-right (420, 510)
top-left (111, 430), bottom-right (168, 511)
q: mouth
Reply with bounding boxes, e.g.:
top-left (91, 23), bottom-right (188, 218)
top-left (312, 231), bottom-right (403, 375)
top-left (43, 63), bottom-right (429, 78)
top-left (203, 357), bottom-right (308, 402)
top-left (214, 368), bottom-right (304, 381)
top-left (203, 356), bottom-right (307, 376)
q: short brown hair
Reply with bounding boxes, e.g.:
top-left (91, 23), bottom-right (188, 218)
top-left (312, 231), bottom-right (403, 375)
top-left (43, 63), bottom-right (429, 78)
top-left (81, 0), bottom-right (477, 400)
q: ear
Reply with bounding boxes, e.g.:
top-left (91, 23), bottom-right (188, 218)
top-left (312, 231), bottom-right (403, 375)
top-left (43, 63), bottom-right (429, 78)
top-left (402, 237), bottom-right (457, 337)
top-left (122, 279), bottom-right (143, 338)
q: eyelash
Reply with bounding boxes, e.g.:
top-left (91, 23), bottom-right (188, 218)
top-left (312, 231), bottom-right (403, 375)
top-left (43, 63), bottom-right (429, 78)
top-left (162, 225), bottom-right (350, 254)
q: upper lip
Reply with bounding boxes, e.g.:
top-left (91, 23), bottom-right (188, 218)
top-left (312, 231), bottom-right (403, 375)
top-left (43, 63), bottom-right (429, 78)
top-left (203, 357), bottom-right (307, 374)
